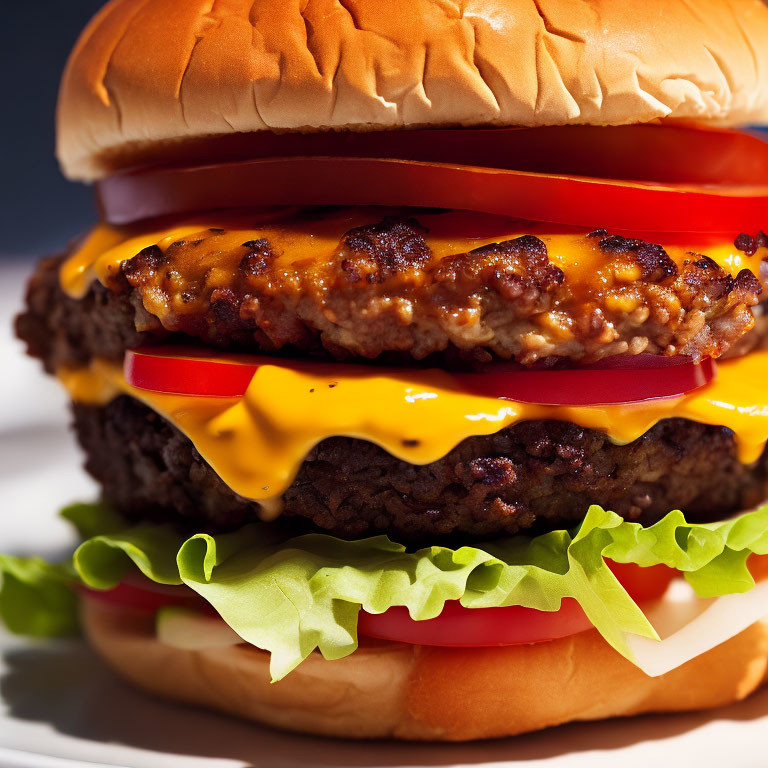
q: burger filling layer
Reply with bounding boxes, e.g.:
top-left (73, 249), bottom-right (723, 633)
top-left (17, 208), bottom-right (766, 373)
top-left (56, 346), bottom-right (768, 540)
top-left (72, 396), bottom-right (768, 541)
top-left (9, 206), bottom-right (768, 682)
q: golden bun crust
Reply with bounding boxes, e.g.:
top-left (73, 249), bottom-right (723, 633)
top-left (57, 0), bottom-right (768, 181)
top-left (81, 596), bottom-right (768, 741)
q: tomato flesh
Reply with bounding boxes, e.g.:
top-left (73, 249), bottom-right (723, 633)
top-left (606, 561), bottom-right (678, 604)
top-left (125, 347), bottom-right (716, 406)
top-left (749, 553), bottom-right (768, 582)
top-left (356, 599), bottom-right (593, 647)
top-left (78, 581), bottom-right (197, 613)
top-left (457, 356), bottom-right (716, 406)
top-left (78, 572), bottom-right (216, 614)
top-left (97, 125), bottom-right (768, 233)
top-left (357, 560), bottom-right (677, 647)
top-left (125, 346), bottom-right (257, 398)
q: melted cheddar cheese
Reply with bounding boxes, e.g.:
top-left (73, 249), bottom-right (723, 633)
top-left (59, 350), bottom-right (768, 512)
top-left (59, 209), bottom-right (764, 299)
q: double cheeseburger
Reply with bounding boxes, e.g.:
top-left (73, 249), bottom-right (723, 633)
top-left (6, 0), bottom-right (768, 742)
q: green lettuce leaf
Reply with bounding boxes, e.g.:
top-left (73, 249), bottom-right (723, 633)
top-left (5, 502), bottom-right (768, 680)
top-left (0, 555), bottom-right (78, 637)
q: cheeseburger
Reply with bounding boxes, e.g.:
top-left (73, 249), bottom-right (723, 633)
top-left (5, 0), bottom-right (768, 742)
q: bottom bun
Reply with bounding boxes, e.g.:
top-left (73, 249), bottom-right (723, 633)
top-left (81, 596), bottom-right (768, 741)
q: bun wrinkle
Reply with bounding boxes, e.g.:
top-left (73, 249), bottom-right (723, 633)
top-left (57, 0), bottom-right (768, 181)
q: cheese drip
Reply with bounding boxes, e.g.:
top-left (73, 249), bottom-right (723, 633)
top-left (59, 351), bottom-right (768, 508)
top-left (59, 209), bottom-right (764, 299)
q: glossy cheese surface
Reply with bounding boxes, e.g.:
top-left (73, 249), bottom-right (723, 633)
top-left (59, 350), bottom-right (768, 508)
top-left (60, 208), bottom-right (764, 299)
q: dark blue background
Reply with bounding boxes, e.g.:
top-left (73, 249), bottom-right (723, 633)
top-left (0, 1), bottom-right (105, 259)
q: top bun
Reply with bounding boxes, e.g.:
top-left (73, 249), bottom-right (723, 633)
top-left (57, 0), bottom-right (768, 181)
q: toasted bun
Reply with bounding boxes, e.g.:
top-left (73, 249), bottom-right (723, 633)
top-left (58, 0), bottom-right (768, 182)
top-left (81, 596), bottom-right (768, 741)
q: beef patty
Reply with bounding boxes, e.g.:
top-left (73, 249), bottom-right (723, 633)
top-left (16, 209), bottom-right (765, 371)
top-left (72, 396), bottom-right (768, 542)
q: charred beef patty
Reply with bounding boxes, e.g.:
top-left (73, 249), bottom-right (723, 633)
top-left (73, 396), bottom-right (768, 542)
top-left (16, 210), bottom-right (765, 371)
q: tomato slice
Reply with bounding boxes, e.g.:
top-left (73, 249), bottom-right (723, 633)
top-left (356, 599), bottom-right (593, 647)
top-left (113, 124), bottom-right (768, 187)
top-left (458, 356), bottom-right (716, 406)
top-left (748, 553), bottom-right (768, 582)
top-left (607, 561), bottom-right (678, 604)
top-left (125, 347), bottom-right (716, 406)
top-left (97, 125), bottom-right (768, 232)
top-left (357, 561), bottom-right (677, 648)
top-left (125, 346), bottom-right (257, 398)
top-left (77, 580), bottom-right (207, 613)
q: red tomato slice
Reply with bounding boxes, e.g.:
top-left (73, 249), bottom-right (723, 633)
top-left (124, 346), bottom-right (258, 397)
top-left (97, 125), bottom-right (768, 232)
top-left (357, 561), bottom-right (677, 648)
top-left (78, 572), bottom-right (217, 614)
top-left (77, 581), bottom-right (201, 613)
top-left (113, 124), bottom-right (768, 187)
top-left (356, 599), bottom-right (593, 647)
top-left (458, 356), bottom-right (716, 406)
top-left (125, 347), bottom-right (716, 406)
top-left (748, 553), bottom-right (768, 582)
top-left (607, 561), bottom-right (678, 604)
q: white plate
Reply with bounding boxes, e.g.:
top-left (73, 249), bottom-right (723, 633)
top-left (3, 262), bottom-right (768, 767)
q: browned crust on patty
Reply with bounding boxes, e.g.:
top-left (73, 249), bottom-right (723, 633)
top-left (16, 212), bottom-right (766, 370)
top-left (72, 396), bottom-right (768, 542)
top-left (15, 254), bottom-right (164, 373)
